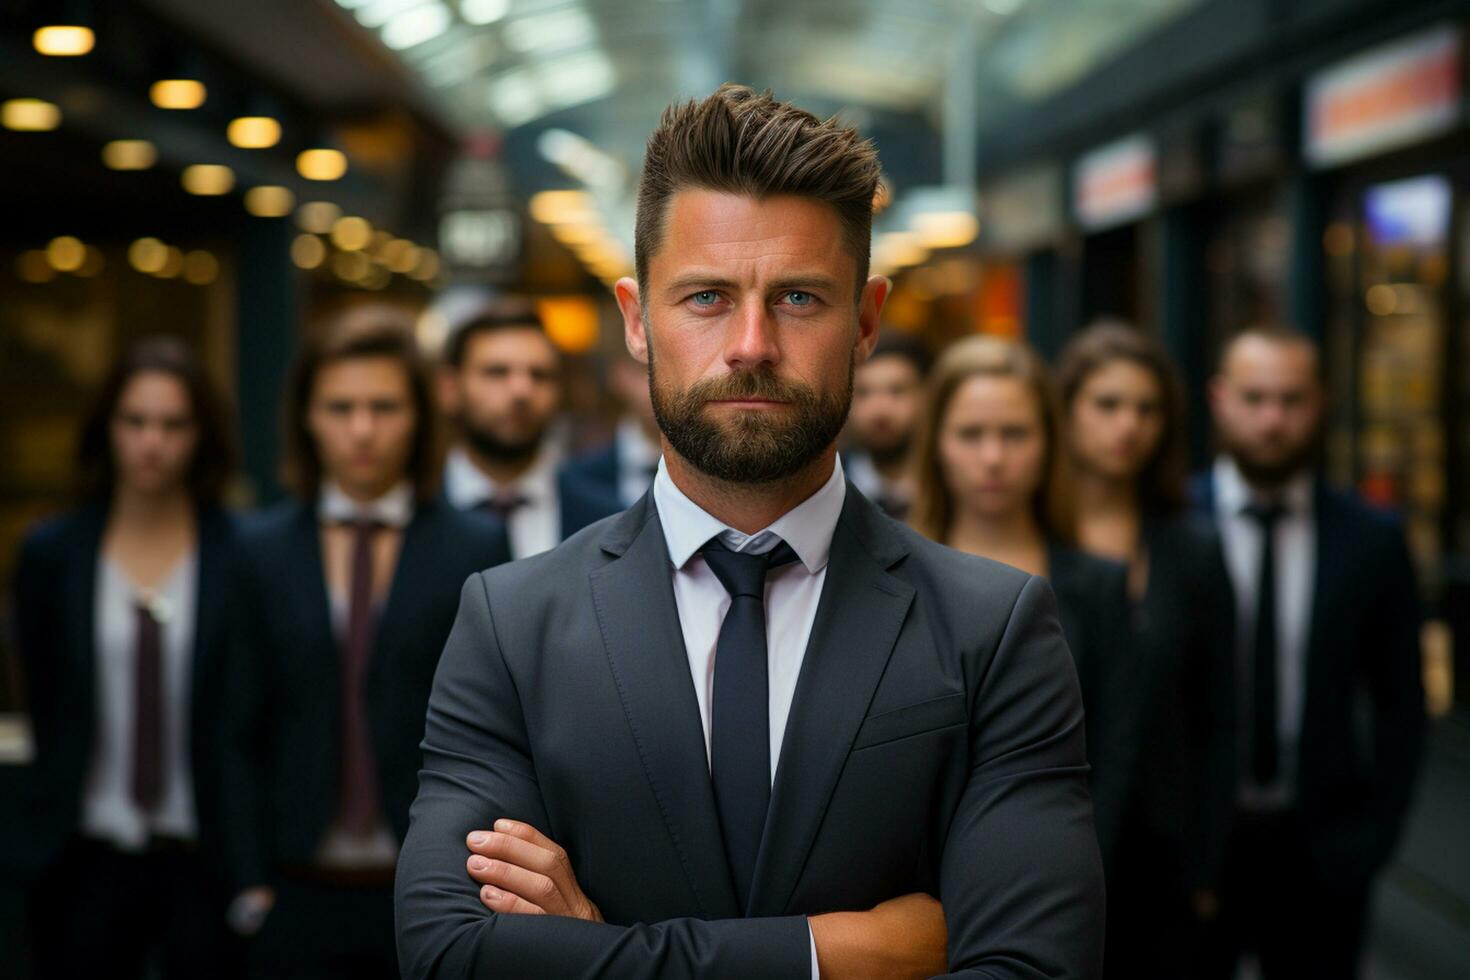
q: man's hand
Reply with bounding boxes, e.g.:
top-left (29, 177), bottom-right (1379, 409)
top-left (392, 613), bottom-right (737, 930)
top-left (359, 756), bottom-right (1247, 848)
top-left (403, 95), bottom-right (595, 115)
top-left (465, 820), bottom-right (603, 922)
top-left (809, 891), bottom-right (947, 980)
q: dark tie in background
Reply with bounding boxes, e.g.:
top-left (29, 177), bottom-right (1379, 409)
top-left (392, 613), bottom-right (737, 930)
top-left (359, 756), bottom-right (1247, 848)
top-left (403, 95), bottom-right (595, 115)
top-left (481, 491), bottom-right (528, 524)
top-left (701, 537), bottom-right (798, 911)
top-left (340, 518), bottom-right (384, 834)
top-left (131, 600), bottom-right (165, 813)
top-left (1245, 502), bottom-right (1285, 787)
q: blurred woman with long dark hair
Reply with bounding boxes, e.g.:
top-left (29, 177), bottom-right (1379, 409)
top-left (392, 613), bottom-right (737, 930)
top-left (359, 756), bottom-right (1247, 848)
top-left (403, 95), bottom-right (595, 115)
top-left (909, 335), bottom-right (1135, 875)
top-left (13, 337), bottom-right (242, 979)
top-left (1057, 321), bottom-right (1235, 978)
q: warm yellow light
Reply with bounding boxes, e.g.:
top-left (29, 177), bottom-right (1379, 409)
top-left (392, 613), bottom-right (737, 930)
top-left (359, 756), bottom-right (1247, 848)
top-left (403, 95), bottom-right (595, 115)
top-left (552, 223), bottom-right (606, 247)
top-left (102, 139), bottom-right (157, 170)
top-left (129, 238), bottom-right (168, 274)
top-left (182, 251), bottom-right (219, 285)
top-left (244, 186), bottom-right (295, 218)
top-left (912, 211), bottom-right (979, 249)
top-left (538, 296), bottom-right (600, 354)
top-left (46, 236), bottom-right (86, 272)
top-left (227, 116), bottom-right (281, 149)
top-left (297, 148), bottom-right (347, 181)
top-left (156, 247), bottom-right (184, 279)
top-left (333, 250), bottom-right (370, 282)
top-left (331, 216), bottom-right (372, 251)
top-left (34, 26), bottom-right (94, 56)
top-left (182, 164), bottom-right (234, 196)
top-left (2, 99), bottom-right (61, 132)
top-left (875, 232), bottom-right (929, 269)
top-left (150, 79), bottom-right (207, 110)
top-left (530, 189), bottom-right (595, 224)
top-left (385, 240), bottom-right (419, 274)
top-left (290, 234), bottom-right (326, 270)
top-left (296, 201), bottom-right (340, 234)
top-left (409, 249), bottom-right (440, 282)
top-left (1365, 284), bottom-right (1396, 316)
top-left (16, 251), bottom-right (54, 283)
top-left (77, 246), bottom-right (105, 278)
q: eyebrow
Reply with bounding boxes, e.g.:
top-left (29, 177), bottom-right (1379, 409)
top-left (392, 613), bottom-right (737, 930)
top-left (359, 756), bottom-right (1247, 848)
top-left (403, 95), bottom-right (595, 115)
top-left (662, 273), bottom-right (842, 298)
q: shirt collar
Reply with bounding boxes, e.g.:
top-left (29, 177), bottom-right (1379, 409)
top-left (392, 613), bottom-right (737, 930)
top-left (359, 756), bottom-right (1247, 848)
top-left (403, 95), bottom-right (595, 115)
top-left (1213, 455), bottom-right (1314, 518)
top-left (653, 455), bottom-right (847, 575)
top-left (444, 444), bottom-right (556, 509)
top-left (318, 480), bottom-right (414, 529)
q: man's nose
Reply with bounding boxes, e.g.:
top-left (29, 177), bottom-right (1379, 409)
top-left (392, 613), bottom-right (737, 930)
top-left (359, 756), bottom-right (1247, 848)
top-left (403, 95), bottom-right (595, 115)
top-left (723, 302), bottom-right (780, 370)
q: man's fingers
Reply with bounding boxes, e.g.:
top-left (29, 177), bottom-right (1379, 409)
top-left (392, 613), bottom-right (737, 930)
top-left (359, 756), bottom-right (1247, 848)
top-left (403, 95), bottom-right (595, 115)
top-left (478, 884), bottom-right (545, 916)
top-left (467, 854), bottom-right (565, 914)
top-left (493, 819), bottom-right (563, 856)
top-left (467, 831), bottom-right (560, 876)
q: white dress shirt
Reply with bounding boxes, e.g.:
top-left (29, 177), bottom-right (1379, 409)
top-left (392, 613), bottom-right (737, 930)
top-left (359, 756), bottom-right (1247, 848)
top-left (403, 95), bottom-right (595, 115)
top-left (314, 480), bottom-right (414, 868)
top-left (1212, 456), bottom-right (1317, 807)
top-left (84, 550), bottom-right (199, 849)
top-left (615, 417), bottom-right (662, 508)
top-left (444, 445), bottom-right (562, 559)
top-left (653, 456), bottom-right (845, 979)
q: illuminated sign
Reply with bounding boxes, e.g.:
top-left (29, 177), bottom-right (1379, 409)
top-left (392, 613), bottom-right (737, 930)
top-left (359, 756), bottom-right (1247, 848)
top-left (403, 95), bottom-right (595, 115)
top-left (1073, 134), bottom-right (1156, 232)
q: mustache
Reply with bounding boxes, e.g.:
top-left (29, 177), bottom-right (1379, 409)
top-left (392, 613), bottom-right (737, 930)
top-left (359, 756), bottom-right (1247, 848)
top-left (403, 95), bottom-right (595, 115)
top-left (684, 370), bottom-right (813, 405)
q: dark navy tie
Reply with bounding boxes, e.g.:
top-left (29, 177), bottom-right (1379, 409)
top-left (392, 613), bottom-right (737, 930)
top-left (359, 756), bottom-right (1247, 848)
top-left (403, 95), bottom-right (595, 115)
top-left (701, 536), bottom-right (799, 910)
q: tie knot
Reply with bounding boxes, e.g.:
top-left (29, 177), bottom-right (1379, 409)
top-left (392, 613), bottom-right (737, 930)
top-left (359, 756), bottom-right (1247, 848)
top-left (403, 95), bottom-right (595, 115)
top-left (482, 492), bottom-right (529, 522)
top-left (1243, 501), bottom-right (1287, 527)
top-left (700, 537), bottom-right (798, 599)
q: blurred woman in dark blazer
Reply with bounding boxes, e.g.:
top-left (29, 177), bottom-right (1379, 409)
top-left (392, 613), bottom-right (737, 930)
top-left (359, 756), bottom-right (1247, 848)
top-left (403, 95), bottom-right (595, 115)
top-left (1057, 321), bottom-right (1235, 978)
top-left (14, 338), bottom-right (242, 979)
top-left (908, 335), bottom-right (1135, 873)
top-left (219, 306), bottom-right (510, 979)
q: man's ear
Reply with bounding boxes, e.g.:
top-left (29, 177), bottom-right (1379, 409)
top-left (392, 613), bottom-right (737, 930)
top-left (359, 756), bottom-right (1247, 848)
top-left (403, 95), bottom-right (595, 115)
top-left (854, 274), bottom-right (891, 366)
top-left (615, 278), bottom-right (649, 365)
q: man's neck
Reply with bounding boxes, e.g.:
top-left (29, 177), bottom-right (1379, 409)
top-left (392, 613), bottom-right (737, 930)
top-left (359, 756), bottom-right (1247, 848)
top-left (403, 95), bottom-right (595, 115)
top-left (462, 440), bottom-right (540, 486)
top-left (662, 442), bottom-right (837, 535)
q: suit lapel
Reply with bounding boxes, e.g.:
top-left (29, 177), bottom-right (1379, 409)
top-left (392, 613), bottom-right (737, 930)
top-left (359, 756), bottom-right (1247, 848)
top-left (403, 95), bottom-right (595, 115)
top-left (68, 505), bottom-right (108, 717)
top-left (588, 498), bottom-right (741, 919)
top-left (748, 491), bottom-right (914, 917)
top-left (286, 504), bottom-right (339, 678)
top-left (371, 503), bottom-right (434, 675)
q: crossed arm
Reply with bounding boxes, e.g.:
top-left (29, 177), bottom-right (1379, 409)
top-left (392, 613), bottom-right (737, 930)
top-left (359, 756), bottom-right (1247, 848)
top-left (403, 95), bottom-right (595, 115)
top-left (394, 573), bottom-right (1104, 979)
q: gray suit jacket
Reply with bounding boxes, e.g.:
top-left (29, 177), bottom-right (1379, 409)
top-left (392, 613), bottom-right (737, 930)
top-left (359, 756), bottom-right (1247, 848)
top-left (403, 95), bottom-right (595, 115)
top-left (395, 487), bottom-right (1105, 979)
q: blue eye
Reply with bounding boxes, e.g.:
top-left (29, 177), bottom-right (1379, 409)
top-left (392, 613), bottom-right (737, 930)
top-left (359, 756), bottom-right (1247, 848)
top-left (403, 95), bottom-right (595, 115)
top-left (692, 290), bottom-right (719, 306)
top-left (785, 291), bottom-right (813, 306)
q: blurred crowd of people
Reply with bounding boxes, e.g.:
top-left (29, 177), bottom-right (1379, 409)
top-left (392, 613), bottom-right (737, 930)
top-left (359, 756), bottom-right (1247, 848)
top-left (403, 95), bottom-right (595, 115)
top-left (5, 295), bottom-right (1425, 979)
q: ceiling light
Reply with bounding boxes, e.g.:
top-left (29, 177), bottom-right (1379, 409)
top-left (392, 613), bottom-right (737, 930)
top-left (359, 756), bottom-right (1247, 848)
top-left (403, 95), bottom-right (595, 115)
top-left (245, 186), bottom-right (295, 218)
top-left (291, 234), bottom-right (327, 269)
top-left (912, 211), bottom-right (979, 249)
top-left (381, 2), bottom-right (450, 50)
top-left (182, 164), bottom-right (235, 195)
top-left (297, 148), bottom-right (347, 181)
top-left (504, 8), bottom-right (596, 54)
top-left (150, 79), bottom-right (207, 110)
top-left (102, 139), bottom-right (156, 170)
top-left (46, 236), bottom-right (86, 272)
top-left (331, 216), bottom-right (373, 251)
top-left (2, 99), bottom-right (61, 131)
top-left (34, 26), bottom-right (94, 56)
top-left (461, 0), bottom-right (510, 25)
top-left (297, 201), bottom-right (342, 234)
top-left (129, 238), bottom-right (168, 274)
top-left (183, 251), bottom-right (219, 285)
top-left (227, 116), bottom-right (281, 149)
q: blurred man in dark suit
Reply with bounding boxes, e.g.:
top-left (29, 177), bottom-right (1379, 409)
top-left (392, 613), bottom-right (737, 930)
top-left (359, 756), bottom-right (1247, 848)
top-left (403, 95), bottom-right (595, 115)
top-left (844, 331), bottom-right (929, 518)
top-left (1194, 325), bottom-right (1425, 980)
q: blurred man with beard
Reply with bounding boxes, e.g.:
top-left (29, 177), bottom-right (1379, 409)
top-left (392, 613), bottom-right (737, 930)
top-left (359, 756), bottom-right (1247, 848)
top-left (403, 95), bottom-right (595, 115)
top-left (396, 84), bottom-right (1102, 980)
top-left (439, 301), bottom-right (618, 558)
top-left (844, 332), bottom-right (929, 519)
top-left (1193, 325), bottom-right (1424, 980)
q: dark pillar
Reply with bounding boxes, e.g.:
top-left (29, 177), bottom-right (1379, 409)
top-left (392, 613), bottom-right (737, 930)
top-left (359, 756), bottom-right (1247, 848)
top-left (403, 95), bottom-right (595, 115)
top-left (235, 216), bottom-right (296, 506)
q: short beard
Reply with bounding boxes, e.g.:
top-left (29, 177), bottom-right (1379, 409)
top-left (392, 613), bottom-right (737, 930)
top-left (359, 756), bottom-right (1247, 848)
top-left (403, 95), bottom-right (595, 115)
top-left (459, 416), bottom-right (544, 469)
top-left (649, 351), bottom-right (852, 486)
top-left (1222, 436), bottom-right (1320, 490)
top-left (865, 438), bottom-right (911, 472)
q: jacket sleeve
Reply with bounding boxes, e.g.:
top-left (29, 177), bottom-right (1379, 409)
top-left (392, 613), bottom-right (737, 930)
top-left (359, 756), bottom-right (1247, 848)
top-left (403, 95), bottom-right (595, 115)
top-left (394, 573), bottom-right (812, 980)
top-left (934, 574), bottom-right (1107, 979)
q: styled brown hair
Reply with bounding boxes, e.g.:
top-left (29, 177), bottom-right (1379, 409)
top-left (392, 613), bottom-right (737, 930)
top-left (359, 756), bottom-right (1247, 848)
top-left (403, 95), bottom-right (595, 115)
top-left (908, 335), bottom-right (1076, 544)
top-left (75, 337), bottom-right (238, 506)
top-left (281, 305), bottom-right (441, 501)
top-left (443, 297), bottom-right (549, 369)
top-left (635, 83), bottom-right (881, 297)
top-left (1056, 320), bottom-right (1188, 514)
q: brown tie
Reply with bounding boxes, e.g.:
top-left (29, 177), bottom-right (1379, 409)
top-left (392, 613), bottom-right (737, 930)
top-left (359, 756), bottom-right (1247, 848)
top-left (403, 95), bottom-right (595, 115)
top-left (481, 491), bottom-right (528, 524)
top-left (131, 600), bottom-right (165, 813)
top-left (339, 519), bottom-right (384, 834)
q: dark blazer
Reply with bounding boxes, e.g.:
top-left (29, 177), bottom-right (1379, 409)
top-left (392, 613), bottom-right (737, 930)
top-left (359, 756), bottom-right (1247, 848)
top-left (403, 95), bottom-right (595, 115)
top-left (1047, 542), bottom-right (1134, 873)
top-left (1128, 513), bottom-right (1235, 895)
top-left (218, 498), bottom-right (509, 891)
top-left (558, 441), bottom-right (630, 538)
top-left (1191, 472), bottom-right (1425, 888)
top-left (10, 503), bottom-right (239, 880)
top-left (396, 489), bottom-right (1105, 979)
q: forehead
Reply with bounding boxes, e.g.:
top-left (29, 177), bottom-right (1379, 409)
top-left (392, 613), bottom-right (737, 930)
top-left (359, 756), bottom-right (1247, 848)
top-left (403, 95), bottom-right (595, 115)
top-left (464, 326), bottom-right (558, 366)
top-left (856, 354), bottom-right (921, 385)
top-left (1083, 358), bottom-right (1159, 394)
top-left (947, 375), bottom-right (1040, 421)
top-left (118, 370), bottom-right (191, 412)
top-left (649, 189), bottom-right (852, 287)
top-left (313, 355), bottom-right (411, 396)
top-left (1224, 337), bottom-right (1318, 386)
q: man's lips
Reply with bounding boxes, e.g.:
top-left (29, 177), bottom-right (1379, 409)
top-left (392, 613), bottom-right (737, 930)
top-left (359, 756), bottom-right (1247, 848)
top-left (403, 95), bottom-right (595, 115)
top-left (707, 398), bottom-right (789, 407)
